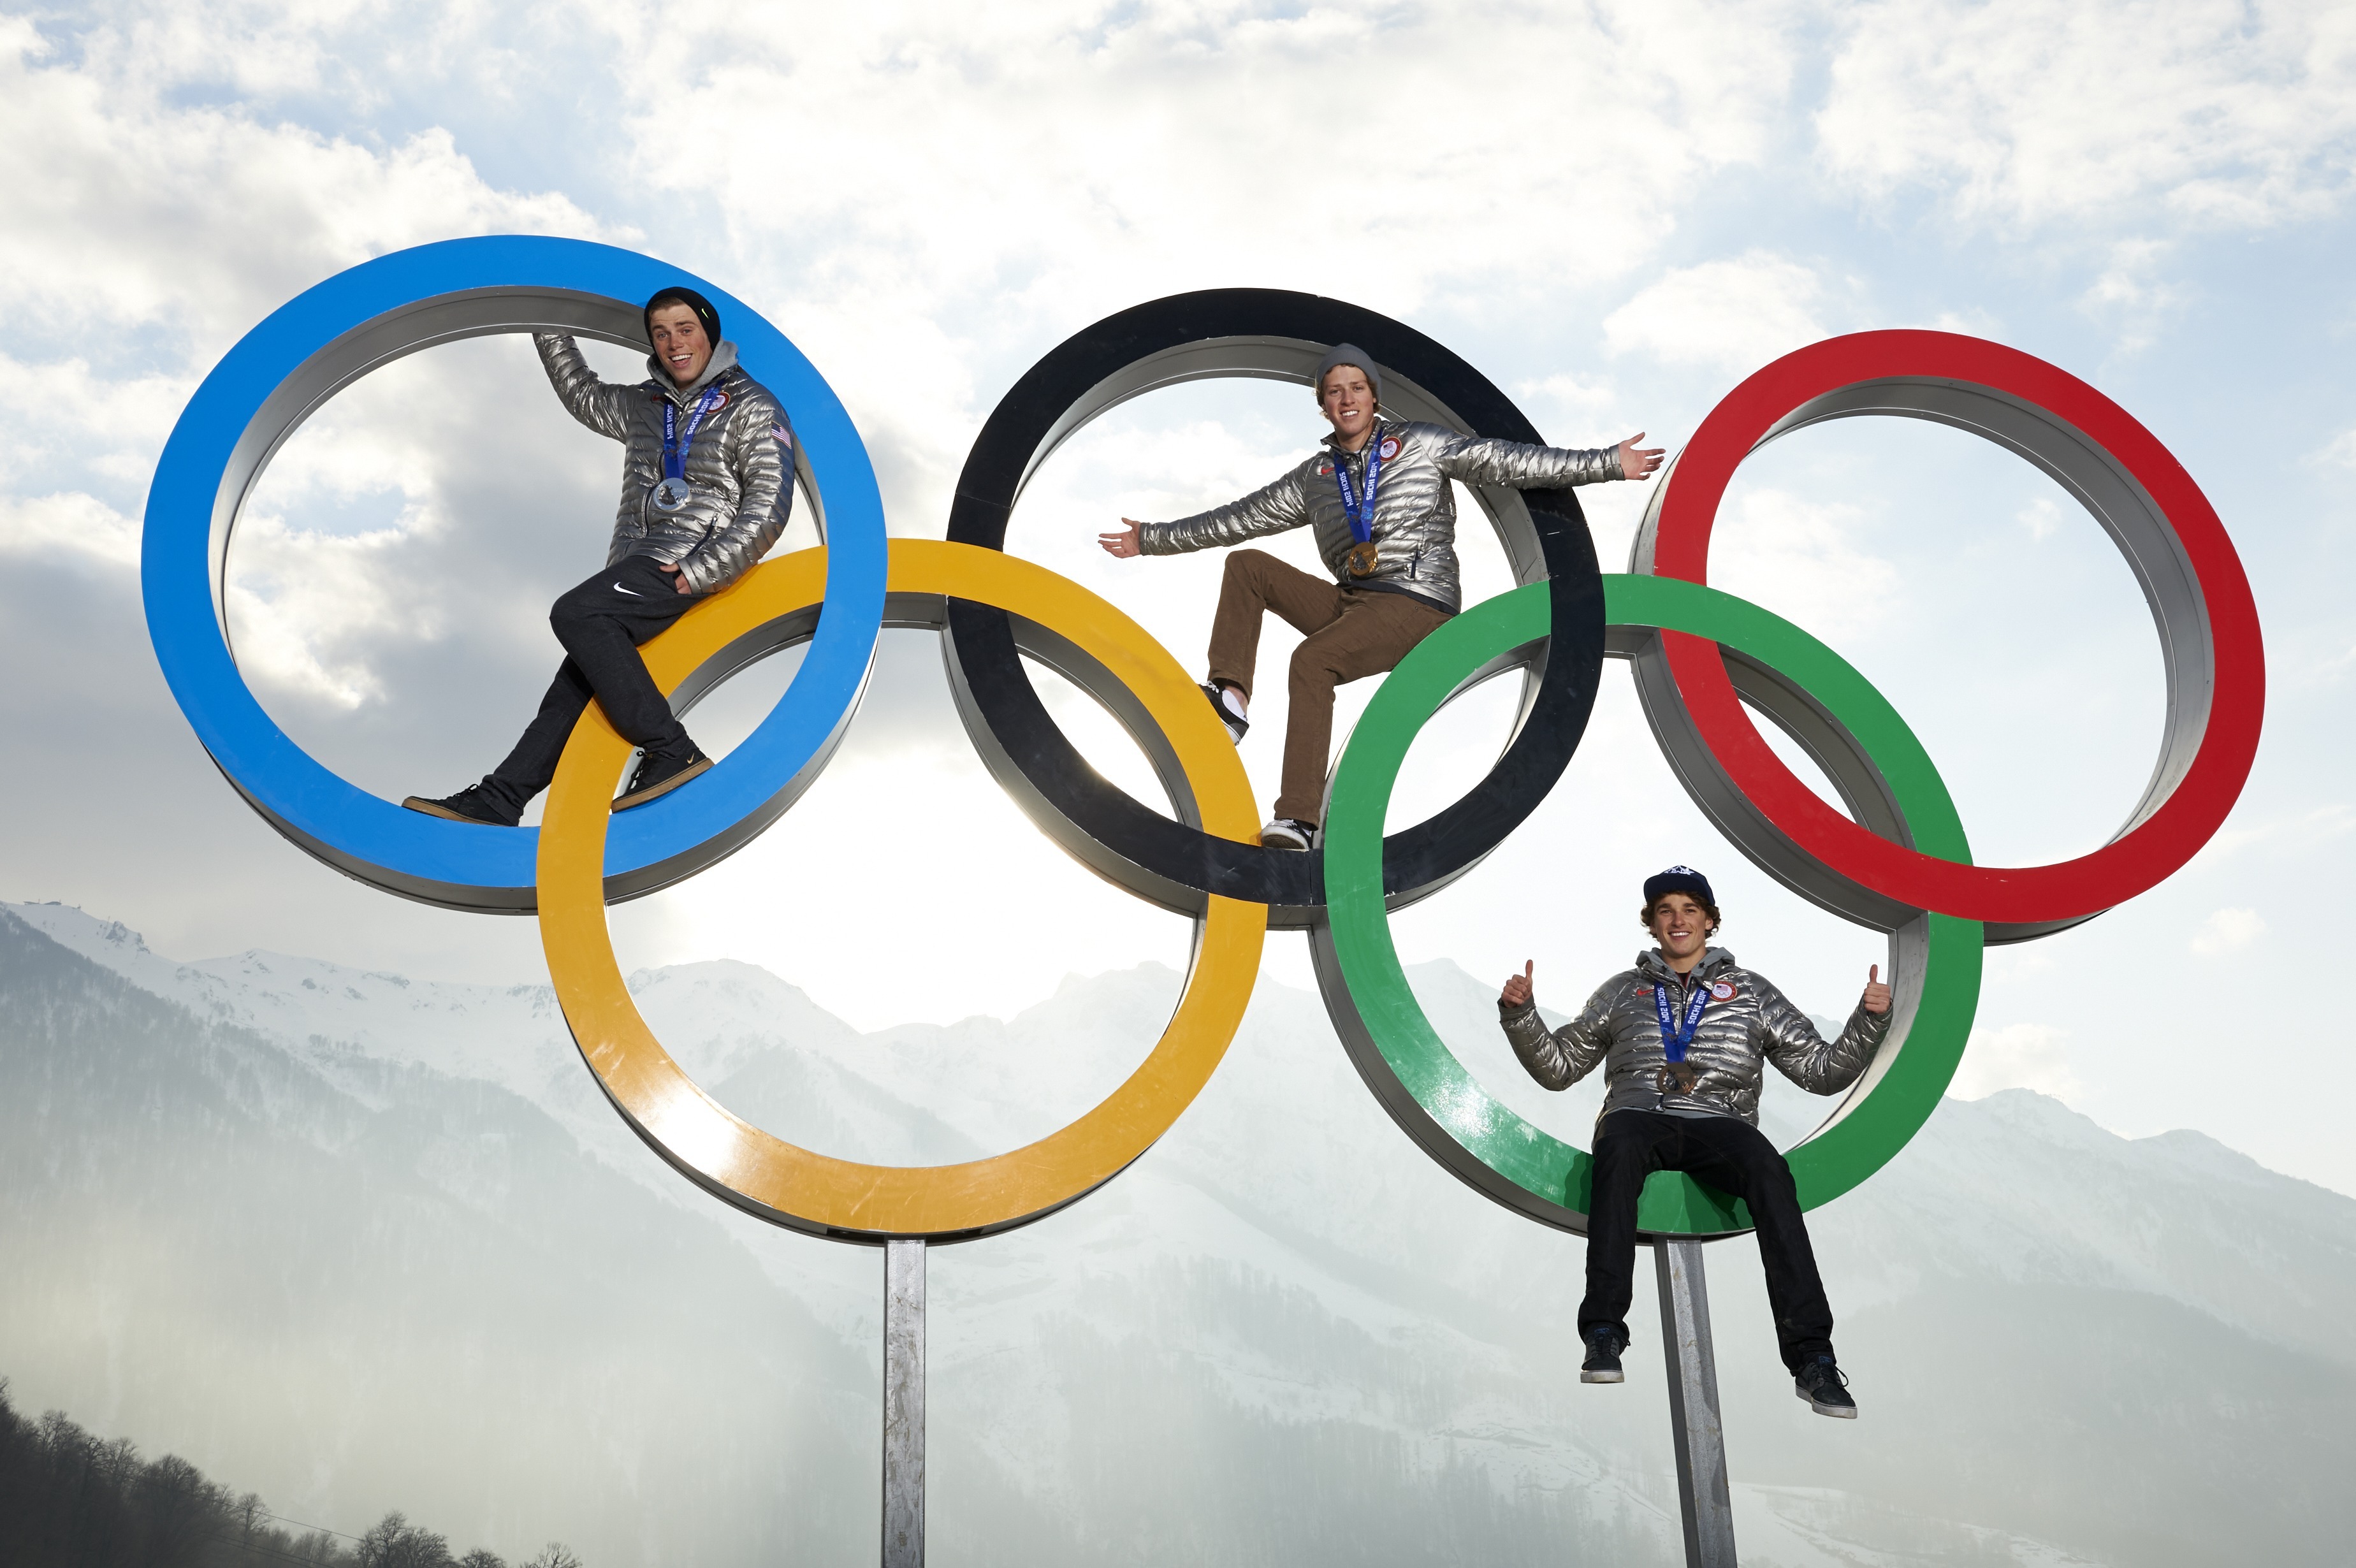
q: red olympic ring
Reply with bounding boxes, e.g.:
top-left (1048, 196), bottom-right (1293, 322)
top-left (1649, 330), bottom-right (2264, 926)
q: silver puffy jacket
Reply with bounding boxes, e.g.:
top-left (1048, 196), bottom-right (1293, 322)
top-left (534, 334), bottom-right (795, 594)
top-left (1499, 947), bottom-right (1889, 1129)
top-left (1137, 419), bottom-right (1622, 613)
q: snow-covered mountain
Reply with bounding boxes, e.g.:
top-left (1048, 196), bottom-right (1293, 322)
top-left (3, 899), bottom-right (2349, 1567)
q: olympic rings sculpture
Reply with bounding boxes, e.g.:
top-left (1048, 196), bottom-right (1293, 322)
top-left (142, 238), bottom-right (2263, 1245)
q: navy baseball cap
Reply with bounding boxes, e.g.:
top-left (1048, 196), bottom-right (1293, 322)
top-left (1643, 866), bottom-right (1715, 908)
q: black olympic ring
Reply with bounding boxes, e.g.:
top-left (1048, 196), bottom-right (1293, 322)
top-left (942, 289), bottom-right (1607, 927)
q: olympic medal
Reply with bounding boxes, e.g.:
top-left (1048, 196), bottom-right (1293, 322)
top-left (651, 475), bottom-right (692, 512)
top-left (1345, 539), bottom-right (1379, 577)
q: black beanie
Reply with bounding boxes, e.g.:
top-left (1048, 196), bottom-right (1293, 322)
top-left (643, 286), bottom-right (722, 347)
top-left (1642, 866), bottom-right (1716, 909)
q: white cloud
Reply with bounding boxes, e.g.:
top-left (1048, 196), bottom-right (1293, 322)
top-left (2319, 428), bottom-right (2356, 469)
top-left (577, 2), bottom-right (1812, 522)
top-left (0, 353), bottom-right (192, 502)
top-left (2076, 238), bottom-right (2193, 350)
top-left (2017, 496), bottom-right (2067, 541)
top-left (1512, 373), bottom-right (1624, 444)
top-left (0, 492), bottom-right (142, 570)
top-left (0, 16), bottom-right (609, 368)
top-left (2201, 801), bottom-right (2356, 859)
top-left (1817, 0), bottom-right (2356, 235)
top-left (2190, 906), bottom-right (2265, 957)
top-left (1601, 251), bottom-right (1829, 375)
top-left (223, 508), bottom-right (443, 710)
top-left (1954, 1021), bottom-right (2083, 1102)
top-left (1699, 486), bottom-right (1901, 642)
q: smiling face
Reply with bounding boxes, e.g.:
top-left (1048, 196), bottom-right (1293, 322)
top-left (1646, 892), bottom-right (1717, 970)
top-left (648, 303), bottom-right (713, 386)
top-left (1318, 364), bottom-right (1378, 450)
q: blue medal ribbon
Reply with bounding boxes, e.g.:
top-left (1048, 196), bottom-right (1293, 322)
top-left (660, 382), bottom-right (727, 489)
top-left (1331, 430), bottom-right (1384, 545)
top-left (1653, 975), bottom-right (1710, 1065)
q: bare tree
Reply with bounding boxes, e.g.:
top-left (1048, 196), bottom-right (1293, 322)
top-left (360, 1510), bottom-right (456, 1568)
top-left (523, 1545), bottom-right (582, 1568)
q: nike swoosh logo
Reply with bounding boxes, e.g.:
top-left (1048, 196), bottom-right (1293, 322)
top-left (613, 583), bottom-right (641, 597)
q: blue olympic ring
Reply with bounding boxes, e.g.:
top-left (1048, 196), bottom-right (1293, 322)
top-left (140, 236), bottom-right (888, 911)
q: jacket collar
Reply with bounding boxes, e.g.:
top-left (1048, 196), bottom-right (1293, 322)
top-left (645, 339), bottom-right (741, 403)
top-left (1321, 417), bottom-right (1388, 460)
top-left (1636, 947), bottom-right (1734, 984)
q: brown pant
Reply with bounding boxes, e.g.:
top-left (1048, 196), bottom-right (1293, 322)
top-left (1206, 548), bottom-right (1451, 823)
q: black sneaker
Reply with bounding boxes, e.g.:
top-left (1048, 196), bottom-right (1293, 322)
top-left (613, 746), bottom-right (713, 812)
top-left (1200, 683), bottom-right (1248, 744)
top-left (1260, 817), bottom-right (1316, 852)
top-left (401, 785), bottom-right (516, 826)
top-left (1794, 1354), bottom-right (1857, 1418)
top-left (1580, 1325), bottom-right (1628, 1384)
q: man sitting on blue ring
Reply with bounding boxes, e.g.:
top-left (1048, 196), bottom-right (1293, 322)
top-left (405, 287), bottom-right (795, 825)
top-left (1096, 344), bottom-right (1661, 850)
top-left (1497, 866), bottom-right (1893, 1418)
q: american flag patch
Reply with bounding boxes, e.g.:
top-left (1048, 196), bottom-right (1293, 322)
top-left (773, 422), bottom-right (793, 447)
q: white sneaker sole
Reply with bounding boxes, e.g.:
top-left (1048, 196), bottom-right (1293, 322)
top-left (1795, 1383), bottom-right (1858, 1418)
top-left (1580, 1368), bottom-right (1624, 1384)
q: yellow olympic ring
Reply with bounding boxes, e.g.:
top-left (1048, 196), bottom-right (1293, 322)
top-left (536, 539), bottom-right (1269, 1241)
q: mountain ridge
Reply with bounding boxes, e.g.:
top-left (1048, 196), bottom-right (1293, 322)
top-left (4, 899), bottom-right (2351, 1566)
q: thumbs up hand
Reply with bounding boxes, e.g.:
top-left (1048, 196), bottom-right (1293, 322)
top-left (1501, 961), bottom-right (1535, 1009)
top-left (1862, 964), bottom-right (1892, 1016)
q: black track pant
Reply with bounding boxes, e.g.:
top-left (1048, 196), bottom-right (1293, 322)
top-left (477, 555), bottom-right (701, 822)
top-left (1580, 1108), bottom-right (1836, 1372)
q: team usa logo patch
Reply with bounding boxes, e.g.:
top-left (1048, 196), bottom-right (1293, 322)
top-left (1709, 981), bottom-right (1737, 1001)
top-left (1377, 435), bottom-right (1402, 461)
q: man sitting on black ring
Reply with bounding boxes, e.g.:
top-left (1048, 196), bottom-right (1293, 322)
top-left (1497, 866), bottom-right (1893, 1418)
top-left (405, 287), bottom-right (796, 825)
top-left (1096, 345), bottom-right (1661, 851)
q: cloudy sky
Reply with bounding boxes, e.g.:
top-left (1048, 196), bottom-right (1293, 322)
top-left (2, 1), bottom-right (2352, 1193)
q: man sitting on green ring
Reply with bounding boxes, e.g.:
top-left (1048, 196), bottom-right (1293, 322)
top-left (1097, 345), bottom-right (1661, 851)
top-left (1498, 866), bottom-right (1893, 1418)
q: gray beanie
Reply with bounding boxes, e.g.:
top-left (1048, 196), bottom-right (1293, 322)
top-left (1314, 343), bottom-right (1382, 403)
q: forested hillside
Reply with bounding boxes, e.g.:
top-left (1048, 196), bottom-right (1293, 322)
top-left (0, 1381), bottom-right (578, 1568)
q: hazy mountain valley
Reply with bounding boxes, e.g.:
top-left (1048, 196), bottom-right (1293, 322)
top-left (4, 901), bottom-right (2350, 1567)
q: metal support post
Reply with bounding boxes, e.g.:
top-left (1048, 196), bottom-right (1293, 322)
top-left (883, 1239), bottom-right (926, 1568)
top-left (1654, 1238), bottom-right (1736, 1567)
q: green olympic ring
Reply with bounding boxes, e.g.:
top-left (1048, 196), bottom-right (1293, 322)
top-left (1313, 574), bottom-right (1985, 1238)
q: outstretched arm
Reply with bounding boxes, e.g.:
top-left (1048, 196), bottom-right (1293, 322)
top-left (532, 333), bottom-right (632, 441)
top-left (1108, 463), bottom-right (1314, 559)
top-left (1432, 430), bottom-right (1664, 488)
top-left (1498, 963), bottom-right (1616, 1091)
top-left (1759, 966), bottom-right (1893, 1094)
